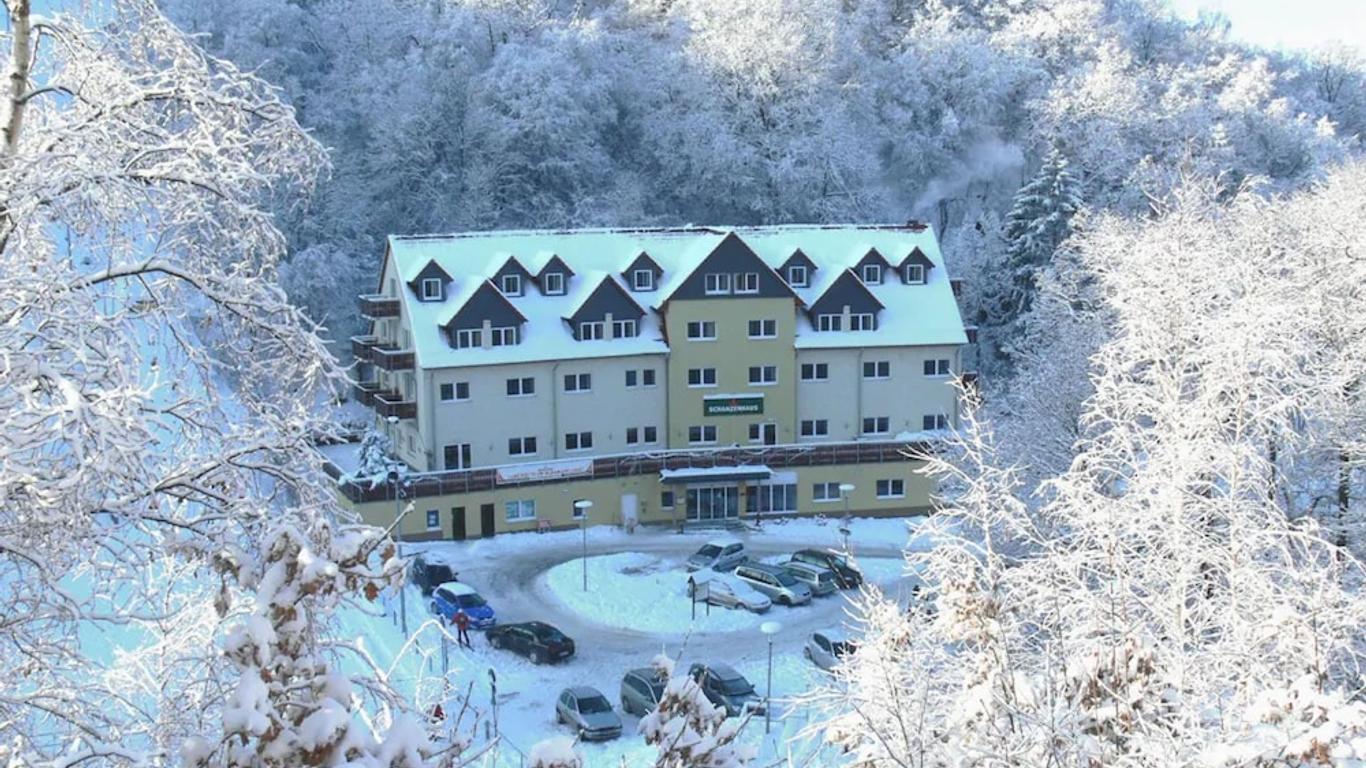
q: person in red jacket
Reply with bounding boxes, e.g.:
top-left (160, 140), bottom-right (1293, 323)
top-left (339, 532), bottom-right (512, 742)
top-left (452, 609), bottom-right (472, 648)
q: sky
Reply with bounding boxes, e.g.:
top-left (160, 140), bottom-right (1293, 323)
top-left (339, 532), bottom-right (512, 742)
top-left (1168, 0), bottom-right (1366, 53)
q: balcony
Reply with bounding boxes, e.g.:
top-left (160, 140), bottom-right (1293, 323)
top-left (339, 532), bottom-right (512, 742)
top-left (351, 334), bottom-right (379, 363)
top-left (359, 293), bottom-right (400, 318)
top-left (373, 390), bottom-right (417, 420)
top-left (370, 345), bottom-right (415, 372)
top-left (353, 380), bottom-right (382, 407)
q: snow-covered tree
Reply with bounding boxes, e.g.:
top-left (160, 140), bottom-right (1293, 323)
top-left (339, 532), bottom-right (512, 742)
top-left (998, 145), bottom-right (1083, 326)
top-left (639, 653), bottom-right (755, 768)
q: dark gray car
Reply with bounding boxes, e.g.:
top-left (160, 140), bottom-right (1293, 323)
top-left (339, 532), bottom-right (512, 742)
top-left (619, 668), bottom-right (667, 716)
top-left (687, 662), bottom-right (763, 718)
top-left (555, 686), bottom-right (623, 741)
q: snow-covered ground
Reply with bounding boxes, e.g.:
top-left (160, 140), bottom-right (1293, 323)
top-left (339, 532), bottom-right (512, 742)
top-left (334, 515), bottom-right (943, 765)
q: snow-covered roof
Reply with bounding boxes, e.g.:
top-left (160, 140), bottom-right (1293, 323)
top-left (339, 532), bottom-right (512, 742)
top-left (660, 465), bottom-right (772, 484)
top-left (383, 224), bottom-right (967, 369)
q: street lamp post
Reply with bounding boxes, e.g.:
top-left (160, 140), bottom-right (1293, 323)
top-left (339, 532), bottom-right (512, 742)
top-left (760, 621), bottom-right (782, 734)
top-left (387, 447), bottom-right (408, 635)
top-left (838, 483), bottom-right (855, 554)
top-left (574, 500), bottom-right (593, 592)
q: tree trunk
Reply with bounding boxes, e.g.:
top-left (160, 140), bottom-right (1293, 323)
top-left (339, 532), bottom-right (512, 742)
top-left (2, 0), bottom-right (32, 158)
top-left (1338, 449), bottom-right (1351, 549)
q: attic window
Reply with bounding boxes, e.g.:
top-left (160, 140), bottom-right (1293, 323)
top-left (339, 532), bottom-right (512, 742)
top-left (704, 273), bottom-right (731, 295)
top-left (500, 274), bottom-right (522, 296)
top-left (735, 273), bottom-right (759, 294)
top-left (862, 264), bottom-right (882, 284)
top-left (850, 313), bottom-right (876, 331)
top-left (632, 269), bottom-right (655, 291)
top-left (905, 264), bottom-right (925, 284)
top-left (612, 319), bottom-right (638, 338)
top-left (578, 321), bottom-right (605, 341)
top-left (816, 314), bottom-right (841, 332)
top-left (788, 265), bottom-right (808, 287)
top-left (543, 272), bottom-right (565, 295)
top-left (421, 278), bottom-right (443, 301)
top-left (490, 326), bottom-right (520, 346)
top-left (454, 328), bottom-right (482, 349)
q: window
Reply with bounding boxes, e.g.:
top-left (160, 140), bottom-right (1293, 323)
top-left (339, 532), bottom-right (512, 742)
top-left (687, 368), bottom-right (717, 387)
top-left (491, 326), bottom-right (519, 346)
top-left (443, 443), bottom-right (472, 470)
top-left (862, 416), bottom-right (890, 435)
top-left (564, 373), bottom-right (591, 392)
top-left (688, 425), bottom-right (717, 444)
top-left (613, 319), bottom-right (638, 338)
top-left (505, 499), bottom-right (536, 521)
top-left (643, 426), bottom-right (658, 443)
top-left (439, 381), bottom-right (470, 402)
top-left (572, 499), bottom-right (588, 519)
top-left (625, 369), bottom-right (638, 388)
top-left (788, 265), bottom-right (808, 287)
top-left (800, 363), bottom-right (829, 381)
top-left (748, 319), bottom-right (776, 338)
top-left (564, 431), bottom-right (594, 451)
top-left (506, 377), bottom-right (535, 397)
top-left (633, 269), bottom-right (655, 291)
top-left (704, 273), bottom-right (731, 295)
top-left (421, 278), bottom-right (443, 301)
top-left (626, 427), bottom-right (639, 445)
top-left (748, 423), bottom-right (761, 443)
top-left (643, 369), bottom-right (656, 387)
top-left (862, 264), bottom-right (883, 283)
top-left (661, 491), bottom-right (675, 509)
top-left (628, 425), bottom-right (659, 445)
top-left (850, 313), bottom-right (876, 331)
top-left (863, 361), bottom-right (890, 379)
top-left (500, 274), bottom-right (522, 296)
top-left (508, 436), bottom-right (538, 456)
top-left (746, 484), bottom-right (797, 514)
top-left (923, 359), bottom-right (951, 377)
top-left (812, 482), bottom-right (843, 502)
top-left (905, 264), bottom-right (925, 284)
top-left (817, 314), bottom-right (842, 332)
top-left (800, 419), bottom-right (828, 437)
top-left (748, 365), bottom-right (778, 385)
top-left (454, 328), bottom-right (481, 349)
top-left (877, 479), bottom-right (905, 498)
top-left (923, 414), bottom-right (950, 431)
top-left (426, 510), bottom-right (440, 529)
top-left (578, 321), bottom-right (604, 341)
top-left (543, 272), bottom-right (565, 295)
top-left (686, 321), bottom-right (716, 340)
top-left (735, 272), bottom-right (759, 294)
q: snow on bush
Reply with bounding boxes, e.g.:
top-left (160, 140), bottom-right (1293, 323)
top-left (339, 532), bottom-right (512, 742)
top-left (528, 736), bottom-right (584, 768)
top-left (640, 653), bottom-right (755, 767)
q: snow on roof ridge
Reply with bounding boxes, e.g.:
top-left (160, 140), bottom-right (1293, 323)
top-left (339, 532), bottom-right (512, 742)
top-left (388, 222), bottom-right (934, 244)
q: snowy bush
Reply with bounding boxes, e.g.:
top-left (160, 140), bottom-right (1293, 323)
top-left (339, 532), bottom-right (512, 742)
top-left (640, 654), bottom-right (756, 768)
top-left (528, 736), bottom-right (583, 768)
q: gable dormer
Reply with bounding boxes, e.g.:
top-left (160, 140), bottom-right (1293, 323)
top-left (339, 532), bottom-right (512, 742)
top-left (492, 255), bottom-right (533, 298)
top-left (898, 247), bottom-right (935, 285)
top-left (807, 269), bottom-right (884, 332)
top-left (663, 233), bottom-right (798, 303)
top-left (853, 247), bottom-right (892, 285)
top-left (443, 281), bottom-right (528, 349)
top-left (407, 259), bottom-right (454, 302)
top-left (536, 254), bottom-right (575, 296)
top-left (622, 250), bottom-right (664, 292)
top-left (779, 248), bottom-right (817, 288)
top-left (566, 276), bottom-right (648, 341)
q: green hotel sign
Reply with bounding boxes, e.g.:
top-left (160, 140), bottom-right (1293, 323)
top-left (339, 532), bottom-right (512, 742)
top-left (704, 395), bottom-right (764, 416)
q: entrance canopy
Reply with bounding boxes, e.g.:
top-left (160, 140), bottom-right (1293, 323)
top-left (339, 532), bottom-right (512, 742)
top-left (659, 465), bottom-right (772, 485)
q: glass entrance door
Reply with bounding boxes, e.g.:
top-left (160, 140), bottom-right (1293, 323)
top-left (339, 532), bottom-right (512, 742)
top-left (686, 485), bottom-right (739, 521)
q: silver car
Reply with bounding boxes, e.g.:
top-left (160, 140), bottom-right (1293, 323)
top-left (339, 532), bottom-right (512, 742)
top-left (734, 563), bottom-right (812, 606)
top-left (688, 569), bottom-right (772, 613)
top-left (686, 539), bottom-right (747, 572)
top-left (555, 686), bottom-right (622, 741)
top-left (781, 561), bottom-right (838, 597)
top-left (619, 668), bottom-right (667, 717)
top-left (804, 630), bottom-right (856, 672)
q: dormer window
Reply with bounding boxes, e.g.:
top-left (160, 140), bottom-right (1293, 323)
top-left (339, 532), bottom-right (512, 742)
top-left (421, 278), bottom-right (443, 301)
top-left (905, 264), bottom-right (925, 284)
top-left (850, 313), bottom-right (876, 331)
top-left (578, 321), bottom-right (605, 341)
top-left (612, 319), bottom-right (638, 338)
top-left (704, 273), bottom-right (731, 295)
top-left (788, 265), bottom-right (808, 287)
top-left (543, 272), bottom-right (565, 295)
top-left (735, 272), bottom-right (759, 294)
top-left (816, 314), bottom-right (842, 331)
top-left (632, 269), bottom-right (655, 291)
top-left (490, 326), bottom-right (520, 346)
top-left (862, 264), bottom-right (882, 284)
top-left (500, 274), bottom-right (522, 296)
top-left (454, 328), bottom-right (482, 349)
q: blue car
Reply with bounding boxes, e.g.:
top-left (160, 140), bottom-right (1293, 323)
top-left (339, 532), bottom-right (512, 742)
top-left (429, 582), bottom-right (497, 629)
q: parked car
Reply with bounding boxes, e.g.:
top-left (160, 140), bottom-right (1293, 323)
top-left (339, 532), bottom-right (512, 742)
top-left (687, 569), bottom-right (771, 613)
top-left (686, 539), bottom-right (748, 572)
top-left (804, 630), bottom-right (856, 672)
top-left (780, 561), bottom-right (838, 597)
top-left (428, 582), bottom-right (496, 629)
top-left (734, 563), bottom-right (812, 606)
top-left (555, 686), bottom-right (623, 741)
top-left (790, 549), bottom-right (863, 589)
top-left (687, 662), bottom-right (763, 718)
top-left (486, 621), bottom-right (575, 664)
top-left (620, 668), bottom-right (668, 717)
top-left (410, 556), bottom-right (456, 597)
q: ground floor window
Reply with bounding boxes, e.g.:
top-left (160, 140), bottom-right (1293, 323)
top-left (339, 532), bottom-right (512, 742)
top-left (505, 499), bottom-right (536, 521)
top-left (746, 483), bottom-right (797, 514)
top-left (812, 482), bottom-right (843, 502)
top-left (426, 509), bottom-right (440, 529)
top-left (686, 485), bottom-right (738, 521)
top-left (876, 479), bottom-right (905, 499)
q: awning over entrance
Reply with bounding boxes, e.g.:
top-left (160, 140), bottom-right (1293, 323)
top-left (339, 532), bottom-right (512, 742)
top-left (659, 465), bottom-right (772, 485)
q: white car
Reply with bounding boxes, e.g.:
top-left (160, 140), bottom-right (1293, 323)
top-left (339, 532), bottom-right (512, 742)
top-left (687, 569), bottom-right (771, 613)
top-left (804, 630), bottom-right (856, 672)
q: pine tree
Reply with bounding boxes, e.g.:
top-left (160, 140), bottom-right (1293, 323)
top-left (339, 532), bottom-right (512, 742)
top-left (999, 145), bottom-right (1083, 324)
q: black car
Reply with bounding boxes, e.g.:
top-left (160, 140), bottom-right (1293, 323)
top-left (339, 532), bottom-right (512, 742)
top-left (486, 621), bottom-right (576, 664)
top-left (791, 549), bottom-right (863, 589)
top-left (409, 556), bottom-right (456, 597)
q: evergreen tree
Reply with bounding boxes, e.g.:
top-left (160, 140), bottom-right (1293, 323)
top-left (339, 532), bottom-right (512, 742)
top-left (999, 145), bottom-right (1083, 324)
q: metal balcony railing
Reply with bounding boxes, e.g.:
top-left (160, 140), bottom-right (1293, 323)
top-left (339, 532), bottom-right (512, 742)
top-left (359, 293), bottom-right (400, 318)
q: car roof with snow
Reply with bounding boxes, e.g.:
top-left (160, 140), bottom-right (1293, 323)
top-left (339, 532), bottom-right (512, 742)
top-left (704, 537), bottom-right (742, 548)
top-left (701, 662), bottom-right (744, 680)
top-left (815, 629), bottom-right (849, 643)
top-left (437, 581), bottom-right (477, 596)
top-left (565, 686), bottom-right (604, 699)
